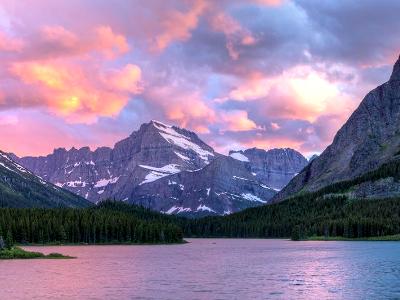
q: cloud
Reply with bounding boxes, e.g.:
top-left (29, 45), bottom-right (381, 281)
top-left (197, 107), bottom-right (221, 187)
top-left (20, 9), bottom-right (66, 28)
top-left (152, 0), bottom-right (208, 51)
top-left (28, 25), bottom-right (130, 59)
top-left (95, 25), bottom-right (130, 58)
top-left (8, 61), bottom-right (142, 123)
top-left (209, 12), bottom-right (257, 60)
top-left (144, 85), bottom-right (216, 130)
top-left (0, 0), bottom-right (399, 157)
top-left (222, 65), bottom-right (356, 122)
top-left (0, 30), bottom-right (24, 52)
top-left (295, 0), bottom-right (400, 66)
top-left (220, 110), bottom-right (258, 131)
top-left (105, 64), bottom-right (142, 93)
top-left (0, 109), bottom-right (130, 156)
top-left (40, 25), bottom-right (79, 49)
top-left (251, 0), bottom-right (284, 5)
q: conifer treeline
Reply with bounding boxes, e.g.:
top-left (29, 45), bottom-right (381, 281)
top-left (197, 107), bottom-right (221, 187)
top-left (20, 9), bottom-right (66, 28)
top-left (180, 196), bottom-right (400, 238)
top-left (0, 201), bottom-right (183, 244)
top-left (180, 159), bottom-right (400, 239)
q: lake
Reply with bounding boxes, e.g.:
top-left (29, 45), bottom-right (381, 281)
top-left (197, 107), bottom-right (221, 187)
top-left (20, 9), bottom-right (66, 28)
top-left (1, 239), bottom-right (400, 299)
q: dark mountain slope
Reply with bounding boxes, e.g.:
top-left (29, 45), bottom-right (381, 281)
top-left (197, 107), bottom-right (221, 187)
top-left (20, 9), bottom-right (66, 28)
top-left (229, 148), bottom-right (308, 191)
top-left (0, 151), bottom-right (91, 208)
top-left (273, 55), bottom-right (400, 202)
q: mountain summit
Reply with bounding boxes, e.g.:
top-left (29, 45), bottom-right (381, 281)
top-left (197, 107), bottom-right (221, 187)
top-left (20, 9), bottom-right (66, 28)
top-left (273, 55), bottom-right (400, 202)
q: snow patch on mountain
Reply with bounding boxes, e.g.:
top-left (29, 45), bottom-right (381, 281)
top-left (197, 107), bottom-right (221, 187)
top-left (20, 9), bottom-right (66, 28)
top-left (94, 176), bottom-right (120, 188)
top-left (153, 122), bottom-right (214, 162)
top-left (174, 151), bottom-right (190, 161)
top-left (139, 164), bottom-right (181, 185)
top-left (233, 176), bottom-right (250, 181)
top-left (0, 152), bottom-right (30, 174)
top-left (241, 193), bottom-right (267, 203)
top-left (66, 180), bottom-right (88, 188)
top-left (0, 162), bottom-right (14, 173)
top-left (164, 206), bottom-right (192, 214)
top-left (197, 204), bottom-right (216, 213)
top-left (230, 152), bottom-right (249, 162)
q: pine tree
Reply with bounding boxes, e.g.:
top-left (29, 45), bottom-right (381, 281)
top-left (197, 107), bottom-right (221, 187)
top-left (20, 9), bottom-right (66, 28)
top-left (291, 225), bottom-right (301, 241)
top-left (0, 236), bottom-right (5, 250)
top-left (5, 230), bottom-right (13, 250)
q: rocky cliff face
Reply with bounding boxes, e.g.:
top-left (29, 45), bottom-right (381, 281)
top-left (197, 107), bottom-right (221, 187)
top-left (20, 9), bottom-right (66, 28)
top-left (131, 156), bottom-right (276, 216)
top-left (273, 55), bottom-right (400, 202)
top-left (229, 148), bottom-right (308, 191)
top-left (0, 151), bottom-right (90, 208)
top-left (17, 120), bottom-right (306, 215)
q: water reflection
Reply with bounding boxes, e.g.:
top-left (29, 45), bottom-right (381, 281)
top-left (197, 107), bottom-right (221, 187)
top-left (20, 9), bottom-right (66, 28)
top-left (0, 240), bottom-right (400, 299)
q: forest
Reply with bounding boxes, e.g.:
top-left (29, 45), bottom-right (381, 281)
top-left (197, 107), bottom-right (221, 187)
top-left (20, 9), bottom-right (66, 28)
top-left (180, 195), bottom-right (400, 239)
top-left (0, 201), bottom-right (183, 245)
top-left (179, 158), bottom-right (400, 239)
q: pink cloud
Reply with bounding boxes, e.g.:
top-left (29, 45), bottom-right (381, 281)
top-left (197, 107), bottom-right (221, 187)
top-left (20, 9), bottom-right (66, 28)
top-left (227, 72), bottom-right (271, 101)
top-left (144, 85), bottom-right (216, 131)
top-left (105, 64), bottom-right (142, 94)
top-left (9, 60), bottom-right (142, 123)
top-left (0, 111), bottom-right (80, 156)
top-left (243, 137), bottom-right (302, 151)
top-left (225, 66), bottom-right (357, 122)
top-left (251, 0), bottom-right (284, 5)
top-left (152, 0), bottom-right (207, 51)
top-left (95, 25), bottom-right (130, 58)
top-left (220, 110), bottom-right (258, 131)
top-left (209, 12), bottom-right (257, 60)
top-left (32, 25), bottom-right (129, 59)
top-left (0, 110), bottom-right (128, 157)
top-left (0, 31), bottom-right (24, 52)
top-left (40, 25), bottom-right (79, 49)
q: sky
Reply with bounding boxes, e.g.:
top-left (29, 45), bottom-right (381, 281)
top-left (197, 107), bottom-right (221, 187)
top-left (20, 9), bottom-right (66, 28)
top-left (0, 0), bottom-right (399, 157)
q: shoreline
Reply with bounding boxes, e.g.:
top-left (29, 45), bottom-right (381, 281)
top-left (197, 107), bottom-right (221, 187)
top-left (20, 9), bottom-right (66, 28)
top-left (14, 235), bottom-right (400, 247)
top-left (18, 240), bottom-right (189, 247)
top-left (0, 247), bottom-right (75, 260)
top-left (303, 235), bottom-right (400, 241)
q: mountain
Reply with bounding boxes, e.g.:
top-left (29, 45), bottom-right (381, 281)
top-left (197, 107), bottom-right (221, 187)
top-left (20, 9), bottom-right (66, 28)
top-left (16, 120), bottom-right (306, 216)
top-left (0, 151), bottom-right (91, 208)
top-left (131, 156), bottom-right (276, 216)
top-left (229, 148), bottom-right (308, 191)
top-left (19, 120), bottom-right (217, 203)
top-left (273, 55), bottom-right (400, 202)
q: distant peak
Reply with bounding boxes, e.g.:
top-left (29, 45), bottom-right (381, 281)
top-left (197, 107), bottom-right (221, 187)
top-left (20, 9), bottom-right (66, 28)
top-left (150, 120), bottom-right (172, 128)
top-left (53, 147), bottom-right (67, 153)
top-left (390, 55), bottom-right (400, 81)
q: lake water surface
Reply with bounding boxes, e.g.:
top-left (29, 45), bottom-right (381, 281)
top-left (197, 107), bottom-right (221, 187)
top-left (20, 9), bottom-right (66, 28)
top-left (1, 239), bottom-right (400, 299)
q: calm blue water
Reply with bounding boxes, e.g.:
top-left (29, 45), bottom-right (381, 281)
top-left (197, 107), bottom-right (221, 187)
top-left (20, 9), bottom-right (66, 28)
top-left (1, 239), bottom-right (400, 299)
